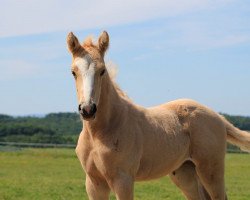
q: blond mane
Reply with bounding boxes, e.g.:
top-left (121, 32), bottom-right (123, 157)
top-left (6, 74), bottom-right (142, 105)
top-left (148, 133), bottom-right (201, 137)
top-left (106, 61), bottom-right (130, 100)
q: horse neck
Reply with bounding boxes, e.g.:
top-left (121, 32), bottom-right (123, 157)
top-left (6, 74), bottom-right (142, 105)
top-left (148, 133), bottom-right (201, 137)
top-left (83, 74), bottom-right (127, 135)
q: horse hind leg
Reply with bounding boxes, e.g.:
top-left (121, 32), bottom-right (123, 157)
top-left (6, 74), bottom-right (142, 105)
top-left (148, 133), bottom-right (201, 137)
top-left (194, 158), bottom-right (227, 200)
top-left (169, 161), bottom-right (211, 200)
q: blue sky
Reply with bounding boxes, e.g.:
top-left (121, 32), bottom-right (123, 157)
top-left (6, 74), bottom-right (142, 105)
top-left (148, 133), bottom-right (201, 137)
top-left (0, 0), bottom-right (250, 116)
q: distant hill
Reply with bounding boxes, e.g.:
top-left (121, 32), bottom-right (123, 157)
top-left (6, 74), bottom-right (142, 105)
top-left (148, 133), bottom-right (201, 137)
top-left (0, 112), bottom-right (249, 145)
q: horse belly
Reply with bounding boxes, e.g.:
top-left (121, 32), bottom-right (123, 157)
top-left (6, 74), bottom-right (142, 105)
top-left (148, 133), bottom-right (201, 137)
top-left (135, 135), bottom-right (190, 181)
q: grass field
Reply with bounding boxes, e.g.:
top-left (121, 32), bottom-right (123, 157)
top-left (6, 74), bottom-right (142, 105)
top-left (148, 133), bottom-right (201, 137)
top-left (0, 148), bottom-right (250, 200)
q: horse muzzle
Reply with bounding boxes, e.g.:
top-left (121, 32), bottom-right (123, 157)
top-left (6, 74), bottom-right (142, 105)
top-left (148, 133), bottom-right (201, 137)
top-left (78, 103), bottom-right (97, 120)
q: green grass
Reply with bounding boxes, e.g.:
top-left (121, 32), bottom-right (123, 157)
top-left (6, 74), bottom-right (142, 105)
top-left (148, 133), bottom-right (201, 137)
top-left (0, 148), bottom-right (250, 200)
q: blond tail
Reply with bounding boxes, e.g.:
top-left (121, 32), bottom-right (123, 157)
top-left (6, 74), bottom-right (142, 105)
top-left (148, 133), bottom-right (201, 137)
top-left (223, 118), bottom-right (250, 152)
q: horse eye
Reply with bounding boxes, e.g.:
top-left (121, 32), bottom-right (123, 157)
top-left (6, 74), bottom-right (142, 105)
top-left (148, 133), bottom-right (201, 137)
top-left (100, 69), bottom-right (106, 76)
top-left (72, 71), bottom-right (76, 78)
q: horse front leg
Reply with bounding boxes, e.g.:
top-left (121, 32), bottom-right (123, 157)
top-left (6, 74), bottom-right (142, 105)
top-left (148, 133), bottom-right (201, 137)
top-left (108, 171), bottom-right (134, 200)
top-left (85, 175), bottom-right (110, 200)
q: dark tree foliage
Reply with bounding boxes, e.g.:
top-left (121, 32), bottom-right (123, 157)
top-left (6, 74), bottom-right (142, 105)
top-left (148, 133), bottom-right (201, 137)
top-left (222, 113), bottom-right (250, 130)
top-left (221, 113), bottom-right (250, 152)
top-left (0, 112), bottom-right (82, 144)
top-left (0, 114), bottom-right (13, 121)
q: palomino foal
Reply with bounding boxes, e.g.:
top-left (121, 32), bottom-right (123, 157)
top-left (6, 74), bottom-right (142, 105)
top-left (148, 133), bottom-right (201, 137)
top-left (67, 31), bottom-right (250, 200)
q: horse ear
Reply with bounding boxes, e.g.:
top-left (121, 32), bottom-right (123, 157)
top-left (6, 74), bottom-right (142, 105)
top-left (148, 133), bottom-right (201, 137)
top-left (67, 32), bottom-right (82, 55)
top-left (98, 31), bottom-right (109, 56)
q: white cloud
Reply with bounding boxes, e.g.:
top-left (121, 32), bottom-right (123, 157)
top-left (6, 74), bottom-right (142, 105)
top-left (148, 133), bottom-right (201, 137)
top-left (0, 0), bottom-right (233, 37)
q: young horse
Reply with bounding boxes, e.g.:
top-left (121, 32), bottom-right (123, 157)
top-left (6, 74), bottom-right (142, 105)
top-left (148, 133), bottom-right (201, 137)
top-left (67, 31), bottom-right (250, 200)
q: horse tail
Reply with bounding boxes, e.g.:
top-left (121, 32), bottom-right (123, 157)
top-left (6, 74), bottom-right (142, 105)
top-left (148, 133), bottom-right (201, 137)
top-left (223, 117), bottom-right (250, 152)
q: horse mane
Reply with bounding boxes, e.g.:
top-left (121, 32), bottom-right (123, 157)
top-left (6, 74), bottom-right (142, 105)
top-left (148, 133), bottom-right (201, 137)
top-left (113, 82), bottom-right (130, 100)
top-left (106, 61), bottom-right (130, 101)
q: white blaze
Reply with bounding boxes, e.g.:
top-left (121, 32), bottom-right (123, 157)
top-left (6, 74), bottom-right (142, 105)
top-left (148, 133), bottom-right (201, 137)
top-left (83, 65), bottom-right (95, 103)
top-left (75, 56), bottom-right (95, 104)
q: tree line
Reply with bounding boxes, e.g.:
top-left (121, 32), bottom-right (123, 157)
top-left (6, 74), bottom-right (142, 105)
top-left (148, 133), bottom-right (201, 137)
top-left (0, 113), bottom-right (82, 144)
top-left (0, 112), bottom-right (249, 147)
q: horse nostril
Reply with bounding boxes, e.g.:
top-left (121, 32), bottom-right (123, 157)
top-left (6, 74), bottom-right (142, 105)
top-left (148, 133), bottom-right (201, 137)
top-left (78, 104), bottom-right (81, 111)
top-left (92, 104), bottom-right (97, 114)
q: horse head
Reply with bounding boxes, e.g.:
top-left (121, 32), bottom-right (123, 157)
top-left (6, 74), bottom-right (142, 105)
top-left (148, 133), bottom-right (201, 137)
top-left (67, 31), bottom-right (109, 120)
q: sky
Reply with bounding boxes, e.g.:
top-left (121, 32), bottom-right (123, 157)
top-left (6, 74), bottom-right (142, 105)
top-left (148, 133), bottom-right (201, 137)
top-left (0, 0), bottom-right (250, 116)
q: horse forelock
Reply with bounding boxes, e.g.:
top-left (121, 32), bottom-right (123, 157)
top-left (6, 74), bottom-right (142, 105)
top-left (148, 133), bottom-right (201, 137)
top-left (80, 37), bottom-right (102, 62)
top-left (83, 36), bottom-right (96, 48)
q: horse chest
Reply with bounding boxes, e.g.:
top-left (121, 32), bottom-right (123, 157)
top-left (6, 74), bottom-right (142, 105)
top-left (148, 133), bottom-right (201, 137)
top-left (77, 139), bottom-right (119, 178)
top-left (75, 132), bottom-right (96, 174)
top-left (76, 143), bottom-right (101, 179)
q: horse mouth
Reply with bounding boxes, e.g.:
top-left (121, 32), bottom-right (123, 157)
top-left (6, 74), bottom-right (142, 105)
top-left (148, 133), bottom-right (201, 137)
top-left (79, 112), bottom-right (96, 121)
